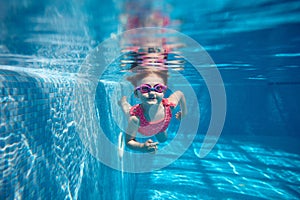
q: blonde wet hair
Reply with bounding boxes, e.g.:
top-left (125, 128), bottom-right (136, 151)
top-left (126, 67), bottom-right (168, 87)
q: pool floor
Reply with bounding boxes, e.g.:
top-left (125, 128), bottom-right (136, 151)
top-left (133, 135), bottom-right (300, 200)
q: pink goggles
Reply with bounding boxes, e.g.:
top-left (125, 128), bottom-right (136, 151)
top-left (135, 83), bottom-right (167, 93)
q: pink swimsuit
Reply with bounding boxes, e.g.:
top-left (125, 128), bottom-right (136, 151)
top-left (129, 98), bottom-right (176, 136)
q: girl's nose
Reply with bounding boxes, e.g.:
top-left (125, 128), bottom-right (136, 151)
top-left (148, 90), bottom-right (155, 95)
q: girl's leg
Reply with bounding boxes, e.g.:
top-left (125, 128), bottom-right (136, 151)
top-left (155, 131), bottom-right (168, 143)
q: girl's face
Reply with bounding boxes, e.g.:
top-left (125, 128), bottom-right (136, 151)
top-left (135, 74), bottom-right (166, 105)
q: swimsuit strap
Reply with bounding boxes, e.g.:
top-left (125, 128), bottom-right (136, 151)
top-left (162, 98), bottom-right (176, 108)
top-left (129, 104), bottom-right (143, 117)
top-left (161, 98), bottom-right (175, 125)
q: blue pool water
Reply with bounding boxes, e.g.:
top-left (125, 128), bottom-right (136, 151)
top-left (1, 0), bottom-right (300, 199)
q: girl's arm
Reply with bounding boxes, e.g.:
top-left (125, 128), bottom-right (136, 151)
top-left (167, 91), bottom-right (187, 119)
top-left (125, 116), bottom-right (158, 152)
top-left (118, 96), bottom-right (132, 119)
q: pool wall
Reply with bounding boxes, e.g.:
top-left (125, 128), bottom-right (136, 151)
top-left (0, 68), bottom-right (136, 199)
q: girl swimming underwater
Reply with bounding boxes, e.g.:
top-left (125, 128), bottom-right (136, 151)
top-left (119, 68), bottom-right (187, 153)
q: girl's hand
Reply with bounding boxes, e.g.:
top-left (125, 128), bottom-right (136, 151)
top-left (142, 139), bottom-right (158, 153)
top-left (175, 111), bottom-right (183, 120)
